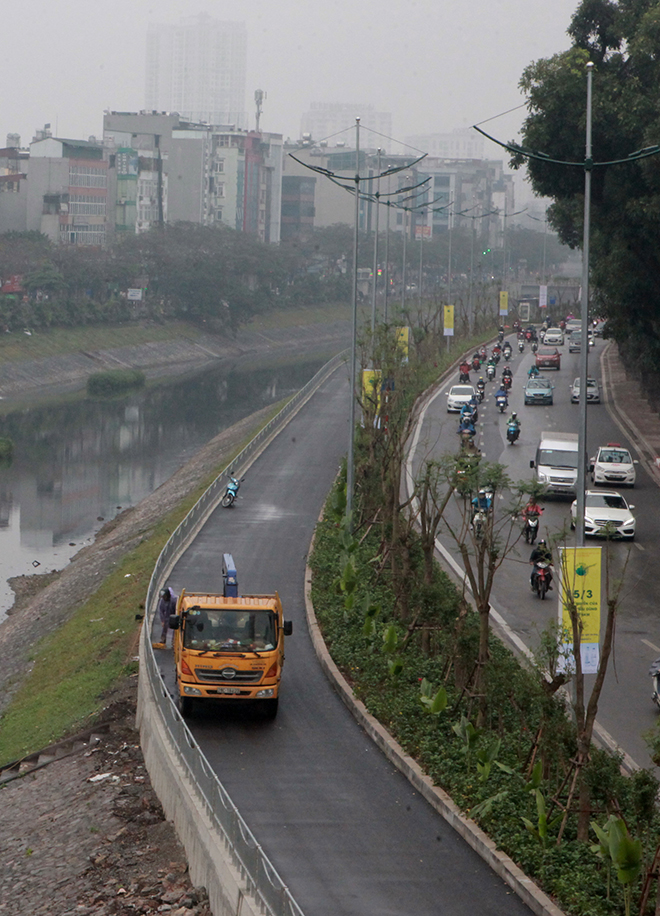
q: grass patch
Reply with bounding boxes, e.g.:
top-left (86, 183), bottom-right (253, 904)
top-left (246, 302), bottom-right (353, 331)
top-left (0, 321), bottom-right (203, 366)
top-left (0, 398), bottom-right (289, 764)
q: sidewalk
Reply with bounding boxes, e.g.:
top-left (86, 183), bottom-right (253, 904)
top-left (601, 341), bottom-right (660, 487)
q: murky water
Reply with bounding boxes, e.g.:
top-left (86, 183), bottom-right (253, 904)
top-left (0, 356), bottom-right (327, 617)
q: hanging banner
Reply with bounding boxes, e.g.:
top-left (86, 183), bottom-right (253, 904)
top-left (362, 369), bottom-right (382, 412)
top-left (499, 291), bottom-right (509, 316)
top-left (395, 326), bottom-right (410, 361)
top-left (558, 546), bottom-right (602, 674)
top-left (444, 305), bottom-right (454, 337)
top-left (539, 285), bottom-right (548, 308)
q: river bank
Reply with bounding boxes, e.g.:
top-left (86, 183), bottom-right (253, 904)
top-left (0, 314), bottom-right (351, 404)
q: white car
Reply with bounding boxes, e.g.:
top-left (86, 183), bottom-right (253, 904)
top-left (590, 444), bottom-right (637, 487)
top-left (543, 327), bottom-right (564, 345)
top-left (446, 384), bottom-right (476, 412)
top-left (570, 489), bottom-right (636, 539)
top-left (570, 377), bottom-right (600, 403)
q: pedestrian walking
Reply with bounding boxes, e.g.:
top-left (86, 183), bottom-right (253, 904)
top-left (156, 586), bottom-right (177, 648)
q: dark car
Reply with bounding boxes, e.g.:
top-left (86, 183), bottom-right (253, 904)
top-left (535, 347), bottom-right (561, 370)
top-left (524, 376), bottom-right (554, 405)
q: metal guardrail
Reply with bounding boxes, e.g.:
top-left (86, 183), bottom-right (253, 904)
top-left (141, 349), bottom-right (348, 916)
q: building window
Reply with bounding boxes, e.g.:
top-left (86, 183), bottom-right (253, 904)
top-left (69, 165), bottom-right (107, 188)
top-left (214, 160), bottom-right (225, 172)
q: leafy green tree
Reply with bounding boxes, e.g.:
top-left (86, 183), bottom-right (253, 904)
top-left (513, 0), bottom-right (660, 384)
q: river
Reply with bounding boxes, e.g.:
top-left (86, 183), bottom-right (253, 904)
top-left (0, 354), bottom-right (327, 617)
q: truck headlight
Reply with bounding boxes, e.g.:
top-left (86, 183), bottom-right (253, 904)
top-left (183, 686), bottom-right (202, 696)
top-left (256, 688), bottom-right (275, 698)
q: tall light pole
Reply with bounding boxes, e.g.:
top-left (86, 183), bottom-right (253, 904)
top-left (371, 148), bottom-right (381, 335)
top-left (401, 206), bottom-right (408, 311)
top-left (576, 62), bottom-right (594, 546)
top-left (447, 195), bottom-right (453, 307)
top-left (347, 118), bottom-right (360, 525)
top-left (384, 199), bottom-right (391, 323)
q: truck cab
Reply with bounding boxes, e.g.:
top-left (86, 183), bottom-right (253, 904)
top-left (169, 589), bottom-right (292, 718)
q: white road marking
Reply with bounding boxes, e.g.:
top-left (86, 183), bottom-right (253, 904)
top-left (634, 542), bottom-right (645, 551)
top-left (642, 639), bottom-right (660, 654)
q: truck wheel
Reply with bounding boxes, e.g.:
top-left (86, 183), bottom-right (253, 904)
top-left (260, 697), bottom-right (279, 719)
top-left (179, 695), bottom-right (194, 717)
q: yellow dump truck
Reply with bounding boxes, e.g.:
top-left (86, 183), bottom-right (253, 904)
top-left (169, 587), bottom-right (292, 718)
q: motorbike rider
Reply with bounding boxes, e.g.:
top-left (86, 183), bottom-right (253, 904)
top-left (528, 364), bottom-right (540, 378)
top-left (471, 488), bottom-right (492, 518)
top-left (501, 365), bottom-right (513, 381)
top-left (460, 401), bottom-right (476, 423)
top-left (502, 341), bottom-right (512, 358)
top-left (507, 411), bottom-right (521, 432)
top-left (530, 539), bottom-right (553, 589)
top-left (495, 384), bottom-right (508, 403)
top-left (472, 354), bottom-right (481, 371)
top-left (523, 497), bottom-right (543, 521)
top-left (458, 417), bottom-right (476, 437)
top-left (476, 376), bottom-right (486, 394)
top-left (459, 360), bottom-right (471, 381)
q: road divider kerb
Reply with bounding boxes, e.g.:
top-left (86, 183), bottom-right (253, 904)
top-left (304, 551), bottom-right (566, 916)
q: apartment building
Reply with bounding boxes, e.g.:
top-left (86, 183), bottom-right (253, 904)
top-left (103, 111), bottom-right (282, 243)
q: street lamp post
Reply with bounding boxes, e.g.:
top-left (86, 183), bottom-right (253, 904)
top-left (347, 118), bottom-right (360, 525)
top-left (576, 62), bottom-right (594, 546)
top-left (371, 148), bottom-right (381, 335)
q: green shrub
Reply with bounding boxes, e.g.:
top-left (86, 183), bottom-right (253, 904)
top-left (86, 369), bottom-right (146, 397)
top-left (309, 483), bottom-right (660, 916)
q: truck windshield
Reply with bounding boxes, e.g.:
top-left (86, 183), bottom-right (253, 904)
top-left (183, 608), bottom-right (277, 652)
top-left (539, 449), bottom-right (578, 469)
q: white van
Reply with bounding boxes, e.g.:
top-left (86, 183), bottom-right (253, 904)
top-left (530, 431), bottom-right (581, 496)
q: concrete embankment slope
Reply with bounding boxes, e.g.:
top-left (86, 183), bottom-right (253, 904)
top-left (0, 318), bottom-right (351, 399)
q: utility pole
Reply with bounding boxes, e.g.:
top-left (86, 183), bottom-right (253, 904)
top-left (371, 148), bottom-right (381, 335)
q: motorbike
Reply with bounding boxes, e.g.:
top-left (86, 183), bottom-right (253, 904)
top-left (517, 339), bottom-right (525, 353)
top-left (472, 357), bottom-right (481, 372)
top-left (492, 350), bottom-right (501, 364)
top-left (497, 330), bottom-right (504, 343)
top-left (502, 375), bottom-right (512, 391)
top-left (523, 513), bottom-right (541, 544)
top-left (531, 341), bottom-right (539, 355)
top-left (507, 423), bottom-right (520, 444)
top-left (459, 370), bottom-right (470, 383)
top-left (221, 474), bottom-right (245, 507)
top-left (650, 657), bottom-right (660, 707)
top-left (495, 394), bottom-right (508, 413)
top-left (472, 509), bottom-right (487, 540)
top-left (486, 363), bottom-right (496, 381)
top-left (531, 561), bottom-right (552, 599)
top-left (502, 345), bottom-right (512, 360)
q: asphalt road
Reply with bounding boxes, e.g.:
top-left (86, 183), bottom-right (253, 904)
top-left (411, 335), bottom-right (659, 769)
top-left (155, 368), bottom-right (533, 916)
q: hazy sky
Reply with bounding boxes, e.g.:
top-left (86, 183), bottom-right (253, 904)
top-left (3, 0), bottom-right (579, 151)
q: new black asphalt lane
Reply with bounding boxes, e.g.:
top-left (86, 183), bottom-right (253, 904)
top-left (157, 368), bottom-right (533, 916)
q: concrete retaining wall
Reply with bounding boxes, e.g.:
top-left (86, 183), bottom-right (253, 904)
top-left (137, 670), bottom-right (261, 916)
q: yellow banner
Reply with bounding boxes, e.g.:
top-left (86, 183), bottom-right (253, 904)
top-left (395, 326), bottom-right (409, 360)
top-left (499, 291), bottom-right (509, 316)
top-left (362, 369), bottom-right (382, 412)
top-left (444, 305), bottom-right (454, 336)
top-left (559, 546), bottom-right (602, 644)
